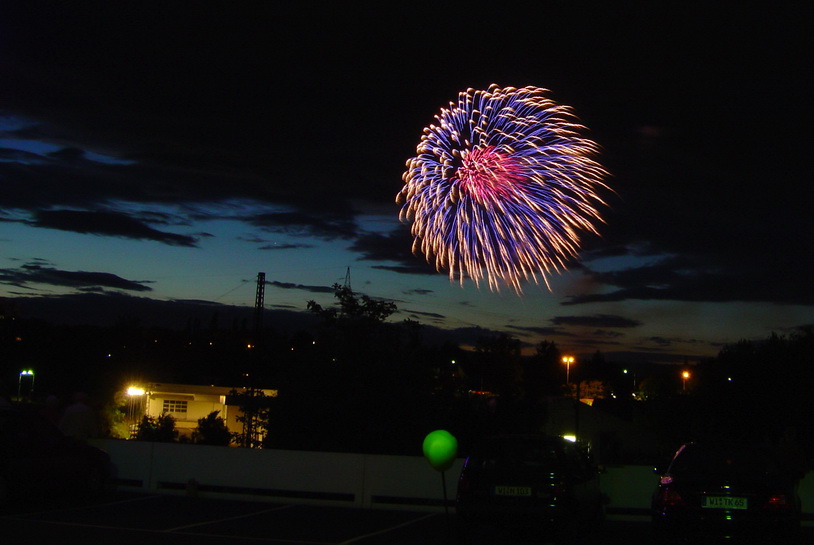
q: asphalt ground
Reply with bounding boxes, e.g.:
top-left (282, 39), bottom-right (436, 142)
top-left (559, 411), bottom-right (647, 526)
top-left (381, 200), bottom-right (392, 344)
top-left (2, 491), bottom-right (811, 544)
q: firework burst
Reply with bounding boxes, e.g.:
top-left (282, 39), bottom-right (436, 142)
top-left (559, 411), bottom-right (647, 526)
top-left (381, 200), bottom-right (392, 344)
top-left (396, 84), bottom-right (609, 293)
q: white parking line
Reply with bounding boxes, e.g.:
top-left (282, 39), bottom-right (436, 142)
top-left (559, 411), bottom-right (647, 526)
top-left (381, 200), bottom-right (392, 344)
top-left (337, 512), bottom-right (439, 545)
top-left (6, 517), bottom-right (337, 543)
top-left (163, 503), bottom-right (294, 532)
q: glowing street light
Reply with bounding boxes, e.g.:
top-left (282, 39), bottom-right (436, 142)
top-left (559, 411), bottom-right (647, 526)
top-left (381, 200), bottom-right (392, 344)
top-left (126, 385), bottom-right (147, 437)
top-left (682, 370), bottom-right (690, 392)
top-left (562, 356), bottom-right (575, 385)
top-left (17, 369), bottom-right (34, 400)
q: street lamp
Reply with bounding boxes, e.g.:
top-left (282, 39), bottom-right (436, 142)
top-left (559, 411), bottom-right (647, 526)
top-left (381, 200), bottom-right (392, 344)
top-left (126, 385), bottom-right (146, 438)
top-left (562, 356), bottom-right (575, 385)
top-left (682, 370), bottom-right (690, 393)
top-left (17, 369), bottom-right (34, 400)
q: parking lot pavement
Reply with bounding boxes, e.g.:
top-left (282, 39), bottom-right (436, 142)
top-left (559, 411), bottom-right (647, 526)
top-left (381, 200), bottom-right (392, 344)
top-left (3, 491), bottom-right (810, 544)
top-left (1, 492), bottom-right (439, 545)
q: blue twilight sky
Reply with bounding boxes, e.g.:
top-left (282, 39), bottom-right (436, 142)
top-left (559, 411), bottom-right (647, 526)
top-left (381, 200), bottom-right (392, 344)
top-left (0, 3), bottom-right (811, 363)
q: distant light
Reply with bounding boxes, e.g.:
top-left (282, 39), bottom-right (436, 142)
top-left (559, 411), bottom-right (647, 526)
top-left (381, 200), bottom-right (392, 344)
top-left (623, 369), bottom-right (628, 374)
top-left (727, 377), bottom-right (733, 382)
top-left (127, 386), bottom-right (145, 396)
top-left (562, 434), bottom-right (577, 443)
top-left (20, 369), bottom-right (34, 376)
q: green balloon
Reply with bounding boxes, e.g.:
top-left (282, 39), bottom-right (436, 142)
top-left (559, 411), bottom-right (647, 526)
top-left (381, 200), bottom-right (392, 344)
top-left (423, 429), bottom-right (458, 472)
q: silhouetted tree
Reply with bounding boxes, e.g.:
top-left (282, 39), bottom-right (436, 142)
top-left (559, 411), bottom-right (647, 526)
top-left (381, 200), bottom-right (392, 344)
top-left (230, 388), bottom-right (272, 448)
top-left (465, 333), bottom-right (522, 397)
top-left (270, 285), bottom-right (425, 453)
top-left (135, 413), bottom-right (177, 442)
top-left (193, 410), bottom-right (234, 446)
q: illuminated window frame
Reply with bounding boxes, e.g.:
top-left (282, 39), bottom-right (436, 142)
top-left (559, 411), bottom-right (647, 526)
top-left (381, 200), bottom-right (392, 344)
top-left (162, 399), bottom-right (188, 415)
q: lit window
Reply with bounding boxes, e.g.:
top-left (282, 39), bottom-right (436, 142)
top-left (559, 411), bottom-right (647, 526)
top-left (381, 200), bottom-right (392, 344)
top-left (163, 400), bottom-right (188, 415)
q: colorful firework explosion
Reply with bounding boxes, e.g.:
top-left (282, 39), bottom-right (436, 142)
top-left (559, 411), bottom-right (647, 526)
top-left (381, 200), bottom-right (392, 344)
top-left (397, 84), bottom-right (609, 293)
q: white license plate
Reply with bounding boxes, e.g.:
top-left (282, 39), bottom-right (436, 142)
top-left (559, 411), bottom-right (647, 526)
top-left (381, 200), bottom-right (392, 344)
top-left (495, 486), bottom-right (532, 497)
top-left (703, 496), bottom-right (748, 509)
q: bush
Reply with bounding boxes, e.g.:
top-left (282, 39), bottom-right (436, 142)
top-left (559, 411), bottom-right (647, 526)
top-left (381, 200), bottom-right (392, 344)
top-left (193, 411), bottom-right (234, 446)
top-left (134, 413), bottom-right (177, 442)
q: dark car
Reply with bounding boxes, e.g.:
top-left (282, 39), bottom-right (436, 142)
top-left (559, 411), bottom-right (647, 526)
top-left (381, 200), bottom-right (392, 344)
top-left (0, 404), bottom-right (111, 507)
top-left (651, 442), bottom-right (802, 544)
top-left (456, 434), bottom-right (604, 544)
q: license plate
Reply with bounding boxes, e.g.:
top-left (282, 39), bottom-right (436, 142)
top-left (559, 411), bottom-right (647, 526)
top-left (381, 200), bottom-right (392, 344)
top-left (703, 496), bottom-right (748, 509)
top-left (495, 486), bottom-right (532, 497)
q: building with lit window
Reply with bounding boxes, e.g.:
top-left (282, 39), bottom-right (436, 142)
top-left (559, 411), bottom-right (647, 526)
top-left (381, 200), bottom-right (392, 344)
top-left (126, 382), bottom-right (277, 441)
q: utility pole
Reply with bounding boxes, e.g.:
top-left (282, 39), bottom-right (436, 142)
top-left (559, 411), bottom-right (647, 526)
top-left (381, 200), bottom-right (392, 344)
top-left (344, 267), bottom-right (351, 290)
top-left (241, 272), bottom-right (265, 448)
top-left (254, 272), bottom-right (265, 334)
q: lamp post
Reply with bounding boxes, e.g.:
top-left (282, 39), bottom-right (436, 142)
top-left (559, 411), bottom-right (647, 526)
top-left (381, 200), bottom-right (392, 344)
top-left (682, 370), bottom-right (690, 393)
top-left (17, 369), bottom-right (34, 400)
top-left (126, 386), bottom-right (146, 438)
top-left (562, 356), bottom-right (574, 386)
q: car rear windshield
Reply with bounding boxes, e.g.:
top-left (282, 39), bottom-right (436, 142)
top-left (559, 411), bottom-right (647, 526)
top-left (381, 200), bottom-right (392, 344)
top-left (469, 438), bottom-right (562, 470)
top-left (668, 445), bottom-right (782, 477)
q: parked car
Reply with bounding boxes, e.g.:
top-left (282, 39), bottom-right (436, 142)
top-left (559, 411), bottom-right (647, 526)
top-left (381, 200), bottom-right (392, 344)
top-left (651, 442), bottom-right (802, 544)
top-left (0, 404), bottom-right (111, 507)
top-left (456, 434), bottom-right (604, 544)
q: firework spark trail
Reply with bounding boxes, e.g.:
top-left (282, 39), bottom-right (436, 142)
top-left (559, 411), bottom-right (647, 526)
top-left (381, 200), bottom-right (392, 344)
top-left (397, 84), bottom-right (609, 293)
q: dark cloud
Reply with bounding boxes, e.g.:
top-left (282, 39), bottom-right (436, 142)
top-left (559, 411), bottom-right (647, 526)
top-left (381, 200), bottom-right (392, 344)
top-left (648, 337), bottom-right (674, 347)
top-left (372, 264), bottom-right (439, 276)
top-left (506, 325), bottom-right (564, 337)
top-left (566, 254), bottom-right (814, 306)
top-left (591, 329), bottom-right (625, 339)
top-left (645, 336), bottom-right (707, 349)
top-left (259, 243), bottom-right (314, 251)
top-left (352, 229), bottom-right (438, 276)
top-left (249, 212), bottom-right (357, 241)
top-left (0, 146), bottom-right (43, 163)
top-left (0, 262), bottom-right (152, 292)
top-left (403, 289), bottom-right (434, 296)
top-left (266, 280), bottom-right (335, 294)
top-left (403, 309), bottom-right (445, 320)
top-left (551, 314), bottom-right (642, 328)
top-left (234, 234), bottom-right (314, 251)
top-left (28, 209), bottom-right (199, 247)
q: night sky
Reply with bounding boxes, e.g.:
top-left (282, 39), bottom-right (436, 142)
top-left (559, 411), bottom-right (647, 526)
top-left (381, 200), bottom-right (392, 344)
top-left (1, 3), bottom-right (811, 364)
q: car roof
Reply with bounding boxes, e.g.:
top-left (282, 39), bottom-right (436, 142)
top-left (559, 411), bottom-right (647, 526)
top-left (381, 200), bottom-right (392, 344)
top-left (481, 433), bottom-right (571, 442)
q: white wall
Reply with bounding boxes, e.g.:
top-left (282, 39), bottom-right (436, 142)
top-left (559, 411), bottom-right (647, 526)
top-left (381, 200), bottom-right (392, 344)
top-left (91, 439), bottom-right (814, 518)
top-left (94, 439), bottom-right (461, 510)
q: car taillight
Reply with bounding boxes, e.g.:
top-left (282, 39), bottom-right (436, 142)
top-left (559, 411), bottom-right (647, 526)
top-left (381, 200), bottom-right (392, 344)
top-left (763, 492), bottom-right (791, 509)
top-left (655, 487), bottom-right (685, 507)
